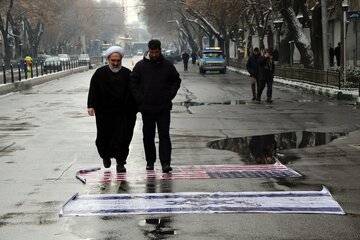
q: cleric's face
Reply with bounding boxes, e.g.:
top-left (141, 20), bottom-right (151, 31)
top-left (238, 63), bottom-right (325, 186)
top-left (108, 52), bottom-right (122, 68)
top-left (108, 53), bottom-right (122, 73)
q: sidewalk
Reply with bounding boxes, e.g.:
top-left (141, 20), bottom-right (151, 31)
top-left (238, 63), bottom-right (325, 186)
top-left (0, 66), bottom-right (88, 96)
top-left (228, 66), bottom-right (360, 102)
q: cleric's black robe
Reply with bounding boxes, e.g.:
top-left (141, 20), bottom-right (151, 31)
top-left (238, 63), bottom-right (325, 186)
top-left (87, 65), bottom-right (137, 165)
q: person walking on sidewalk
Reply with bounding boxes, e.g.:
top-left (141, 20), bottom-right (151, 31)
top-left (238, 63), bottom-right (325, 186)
top-left (191, 52), bottom-right (197, 65)
top-left (182, 51), bottom-right (190, 71)
top-left (87, 46), bottom-right (138, 173)
top-left (130, 39), bottom-right (181, 173)
top-left (246, 47), bottom-right (260, 101)
top-left (256, 48), bottom-right (275, 103)
top-left (334, 42), bottom-right (341, 67)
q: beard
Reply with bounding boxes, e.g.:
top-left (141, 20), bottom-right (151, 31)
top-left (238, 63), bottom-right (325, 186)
top-left (109, 64), bottom-right (122, 73)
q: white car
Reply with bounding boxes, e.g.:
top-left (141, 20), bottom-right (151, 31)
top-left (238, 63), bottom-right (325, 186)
top-left (58, 54), bottom-right (71, 63)
top-left (78, 54), bottom-right (90, 65)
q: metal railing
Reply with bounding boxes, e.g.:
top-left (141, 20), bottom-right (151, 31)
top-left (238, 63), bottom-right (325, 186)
top-left (228, 58), bottom-right (342, 89)
top-left (1, 60), bottom-right (91, 84)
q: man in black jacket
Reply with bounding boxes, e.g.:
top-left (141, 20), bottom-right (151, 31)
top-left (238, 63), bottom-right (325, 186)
top-left (256, 48), bottom-right (275, 103)
top-left (246, 47), bottom-right (260, 100)
top-left (130, 39), bottom-right (181, 173)
top-left (87, 46), bottom-right (137, 173)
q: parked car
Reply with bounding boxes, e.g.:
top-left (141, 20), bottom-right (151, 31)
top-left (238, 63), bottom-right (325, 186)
top-left (163, 50), bottom-right (182, 64)
top-left (78, 54), bottom-right (90, 66)
top-left (36, 54), bottom-right (52, 63)
top-left (58, 54), bottom-right (71, 64)
top-left (43, 56), bottom-right (62, 73)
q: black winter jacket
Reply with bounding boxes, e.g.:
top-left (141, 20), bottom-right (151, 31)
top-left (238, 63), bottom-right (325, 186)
top-left (129, 52), bottom-right (181, 113)
top-left (258, 56), bottom-right (275, 82)
top-left (246, 54), bottom-right (260, 79)
top-left (87, 65), bottom-right (137, 114)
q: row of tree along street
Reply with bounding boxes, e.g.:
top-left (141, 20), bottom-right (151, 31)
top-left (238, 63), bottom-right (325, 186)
top-left (141, 0), bottom-right (359, 80)
top-left (1, 0), bottom-right (359, 87)
top-left (0, 0), bottom-right (125, 67)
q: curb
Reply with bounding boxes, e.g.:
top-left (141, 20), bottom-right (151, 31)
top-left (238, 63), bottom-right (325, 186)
top-left (228, 66), bottom-right (358, 101)
top-left (0, 66), bottom-right (88, 96)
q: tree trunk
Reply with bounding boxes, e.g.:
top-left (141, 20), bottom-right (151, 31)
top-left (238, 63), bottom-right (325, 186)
top-left (279, 27), bottom-right (292, 65)
top-left (280, 1), bottom-right (314, 68)
top-left (310, 4), bottom-right (323, 69)
top-left (0, 0), bottom-right (14, 66)
top-left (24, 18), bottom-right (43, 57)
top-left (181, 19), bottom-right (198, 52)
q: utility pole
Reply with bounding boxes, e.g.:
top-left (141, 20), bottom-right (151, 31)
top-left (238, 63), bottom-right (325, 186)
top-left (321, 0), bottom-right (329, 70)
top-left (342, 0), bottom-right (349, 85)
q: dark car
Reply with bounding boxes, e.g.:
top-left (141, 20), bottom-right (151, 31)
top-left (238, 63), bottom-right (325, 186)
top-left (36, 54), bottom-right (52, 63)
top-left (43, 56), bottom-right (62, 73)
top-left (163, 50), bottom-right (182, 64)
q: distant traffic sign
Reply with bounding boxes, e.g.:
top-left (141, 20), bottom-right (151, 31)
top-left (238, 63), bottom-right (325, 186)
top-left (348, 11), bottom-right (360, 20)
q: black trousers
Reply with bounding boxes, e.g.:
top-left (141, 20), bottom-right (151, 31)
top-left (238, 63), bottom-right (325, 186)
top-left (183, 61), bottom-right (188, 71)
top-left (257, 80), bottom-right (273, 100)
top-left (95, 112), bottom-right (136, 165)
top-left (141, 111), bottom-right (171, 167)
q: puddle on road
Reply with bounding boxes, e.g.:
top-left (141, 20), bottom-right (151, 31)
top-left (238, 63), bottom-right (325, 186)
top-left (207, 131), bottom-right (347, 164)
top-left (174, 100), bottom-right (247, 107)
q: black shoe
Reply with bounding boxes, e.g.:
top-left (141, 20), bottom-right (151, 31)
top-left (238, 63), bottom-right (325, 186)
top-left (252, 97), bottom-right (256, 101)
top-left (116, 165), bottom-right (126, 173)
top-left (103, 158), bottom-right (111, 168)
top-left (267, 99), bottom-right (273, 103)
top-left (146, 163), bottom-right (154, 170)
top-left (255, 99), bottom-right (261, 104)
top-left (162, 165), bottom-right (173, 173)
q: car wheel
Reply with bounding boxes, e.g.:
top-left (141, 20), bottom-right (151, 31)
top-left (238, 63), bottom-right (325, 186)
top-left (219, 68), bottom-right (226, 74)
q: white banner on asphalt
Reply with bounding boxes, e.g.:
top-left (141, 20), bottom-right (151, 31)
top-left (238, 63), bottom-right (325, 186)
top-left (60, 186), bottom-right (344, 217)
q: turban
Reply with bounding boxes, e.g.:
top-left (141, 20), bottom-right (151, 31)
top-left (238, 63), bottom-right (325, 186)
top-left (105, 46), bottom-right (125, 58)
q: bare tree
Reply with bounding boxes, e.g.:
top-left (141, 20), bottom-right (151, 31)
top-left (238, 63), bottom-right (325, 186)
top-left (0, 0), bottom-right (15, 65)
top-left (273, 0), bottom-right (314, 67)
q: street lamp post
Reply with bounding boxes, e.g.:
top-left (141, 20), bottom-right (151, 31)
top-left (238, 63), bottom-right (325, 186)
top-left (342, 1), bottom-right (349, 86)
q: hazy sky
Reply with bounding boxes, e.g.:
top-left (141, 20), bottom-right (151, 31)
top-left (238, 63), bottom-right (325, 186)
top-left (126, 0), bottom-right (140, 24)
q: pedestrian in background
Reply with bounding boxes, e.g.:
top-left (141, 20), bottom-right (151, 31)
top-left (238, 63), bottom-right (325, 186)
top-left (24, 55), bottom-right (32, 72)
top-left (246, 47), bottom-right (260, 101)
top-left (329, 44), bottom-right (335, 67)
top-left (182, 51), bottom-right (190, 71)
top-left (256, 48), bottom-right (275, 103)
top-left (334, 42), bottom-right (341, 67)
top-left (87, 46), bottom-right (137, 173)
top-left (191, 52), bottom-right (197, 65)
top-left (130, 39), bottom-right (181, 173)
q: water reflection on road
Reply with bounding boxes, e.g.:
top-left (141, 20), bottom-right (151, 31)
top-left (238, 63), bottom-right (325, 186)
top-left (207, 131), bottom-right (347, 164)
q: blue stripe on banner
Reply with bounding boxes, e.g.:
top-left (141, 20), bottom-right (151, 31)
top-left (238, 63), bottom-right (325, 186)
top-left (60, 186), bottom-right (345, 217)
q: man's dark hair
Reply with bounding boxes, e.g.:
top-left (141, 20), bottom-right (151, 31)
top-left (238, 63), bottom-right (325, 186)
top-left (254, 47), bottom-right (259, 52)
top-left (148, 39), bottom-right (161, 50)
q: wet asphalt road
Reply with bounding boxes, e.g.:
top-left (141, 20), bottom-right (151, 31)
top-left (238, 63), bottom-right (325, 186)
top-left (0, 57), bottom-right (360, 239)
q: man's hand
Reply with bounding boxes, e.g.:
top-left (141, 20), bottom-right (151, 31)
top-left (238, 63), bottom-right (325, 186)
top-left (87, 108), bottom-right (95, 116)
